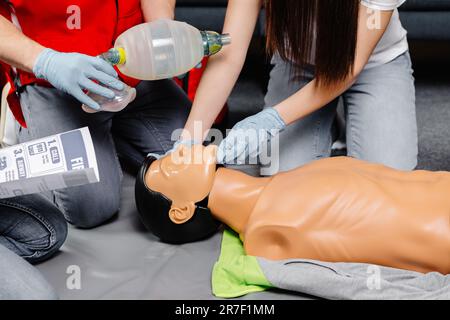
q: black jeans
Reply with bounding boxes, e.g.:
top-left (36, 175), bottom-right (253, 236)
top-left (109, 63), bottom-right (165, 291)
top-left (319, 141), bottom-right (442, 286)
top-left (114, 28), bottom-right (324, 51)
top-left (18, 79), bottom-right (191, 228)
top-left (0, 194), bottom-right (67, 264)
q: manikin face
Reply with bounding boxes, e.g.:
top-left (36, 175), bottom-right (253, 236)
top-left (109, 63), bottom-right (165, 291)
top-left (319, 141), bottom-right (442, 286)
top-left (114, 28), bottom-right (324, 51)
top-left (145, 144), bottom-right (218, 224)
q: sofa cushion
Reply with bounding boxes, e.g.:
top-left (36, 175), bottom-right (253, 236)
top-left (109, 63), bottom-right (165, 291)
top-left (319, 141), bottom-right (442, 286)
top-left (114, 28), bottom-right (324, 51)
top-left (176, 0), bottom-right (227, 7)
top-left (175, 0), bottom-right (450, 40)
top-left (176, 0), bottom-right (450, 10)
top-left (402, 0), bottom-right (450, 10)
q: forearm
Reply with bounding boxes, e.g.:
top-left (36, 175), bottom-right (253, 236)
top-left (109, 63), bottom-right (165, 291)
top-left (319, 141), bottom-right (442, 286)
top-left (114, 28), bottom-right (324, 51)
top-left (182, 52), bottom-right (245, 141)
top-left (181, 0), bottom-right (262, 141)
top-left (141, 0), bottom-right (175, 21)
top-left (0, 15), bottom-right (44, 73)
top-left (275, 76), bottom-right (357, 125)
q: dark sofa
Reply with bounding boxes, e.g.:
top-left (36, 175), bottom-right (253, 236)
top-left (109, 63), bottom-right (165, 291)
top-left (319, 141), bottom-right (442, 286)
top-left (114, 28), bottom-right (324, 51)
top-left (401, 0), bottom-right (450, 40)
top-left (176, 0), bottom-right (450, 40)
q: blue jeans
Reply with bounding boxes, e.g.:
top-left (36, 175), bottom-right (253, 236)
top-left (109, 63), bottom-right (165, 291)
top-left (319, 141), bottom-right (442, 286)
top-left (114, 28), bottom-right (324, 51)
top-left (264, 52), bottom-right (418, 174)
top-left (0, 244), bottom-right (57, 299)
top-left (0, 194), bottom-right (67, 299)
top-left (18, 79), bottom-right (191, 228)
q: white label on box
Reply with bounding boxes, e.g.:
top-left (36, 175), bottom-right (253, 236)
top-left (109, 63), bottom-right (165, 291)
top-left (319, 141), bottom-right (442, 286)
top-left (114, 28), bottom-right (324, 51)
top-left (0, 127), bottom-right (99, 198)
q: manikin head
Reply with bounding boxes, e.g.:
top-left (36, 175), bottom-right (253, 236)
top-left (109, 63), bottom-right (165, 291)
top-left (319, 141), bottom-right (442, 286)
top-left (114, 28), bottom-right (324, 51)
top-left (135, 144), bottom-right (220, 244)
top-left (146, 144), bottom-right (218, 224)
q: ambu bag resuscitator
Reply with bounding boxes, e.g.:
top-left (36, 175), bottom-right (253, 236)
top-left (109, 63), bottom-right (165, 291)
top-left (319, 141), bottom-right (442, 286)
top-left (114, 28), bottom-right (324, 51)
top-left (82, 19), bottom-right (230, 113)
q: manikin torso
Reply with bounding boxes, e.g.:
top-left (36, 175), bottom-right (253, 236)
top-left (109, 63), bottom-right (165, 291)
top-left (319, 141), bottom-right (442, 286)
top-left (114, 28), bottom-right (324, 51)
top-left (146, 145), bottom-right (450, 274)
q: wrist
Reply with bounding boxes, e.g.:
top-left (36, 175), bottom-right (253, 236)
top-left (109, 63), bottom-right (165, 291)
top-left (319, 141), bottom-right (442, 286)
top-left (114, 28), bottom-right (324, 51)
top-left (180, 122), bottom-right (211, 143)
top-left (266, 107), bottom-right (286, 130)
top-left (32, 48), bottom-right (56, 79)
top-left (25, 43), bottom-right (45, 72)
top-left (174, 139), bottom-right (201, 149)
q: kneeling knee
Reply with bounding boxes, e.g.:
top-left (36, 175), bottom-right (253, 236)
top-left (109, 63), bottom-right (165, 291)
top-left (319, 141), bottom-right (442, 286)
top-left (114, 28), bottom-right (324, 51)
top-left (377, 149), bottom-right (418, 171)
top-left (57, 187), bottom-right (121, 229)
top-left (2, 195), bottom-right (68, 264)
top-left (349, 143), bottom-right (418, 171)
top-left (28, 213), bottom-right (68, 264)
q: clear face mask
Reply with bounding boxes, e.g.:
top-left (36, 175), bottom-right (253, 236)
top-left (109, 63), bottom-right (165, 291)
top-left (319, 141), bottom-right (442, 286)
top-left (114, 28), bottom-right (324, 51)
top-left (81, 84), bottom-right (136, 113)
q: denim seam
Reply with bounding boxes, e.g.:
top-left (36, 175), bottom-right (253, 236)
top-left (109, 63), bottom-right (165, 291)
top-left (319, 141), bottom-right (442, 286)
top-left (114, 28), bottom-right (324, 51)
top-left (0, 200), bottom-right (57, 257)
top-left (313, 118), bottom-right (322, 159)
top-left (138, 113), bottom-right (171, 153)
top-left (53, 190), bottom-right (72, 224)
top-left (343, 94), bottom-right (358, 158)
top-left (21, 88), bottom-right (38, 140)
top-left (348, 114), bottom-right (358, 158)
top-left (109, 134), bottom-right (124, 181)
top-left (3, 236), bottom-right (40, 260)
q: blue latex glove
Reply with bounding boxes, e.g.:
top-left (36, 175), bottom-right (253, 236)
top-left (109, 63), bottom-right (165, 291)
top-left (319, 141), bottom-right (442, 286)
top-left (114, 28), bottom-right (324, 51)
top-left (33, 48), bottom-right (125, 110)
top-left (217, 108), bottom-right (286, 164)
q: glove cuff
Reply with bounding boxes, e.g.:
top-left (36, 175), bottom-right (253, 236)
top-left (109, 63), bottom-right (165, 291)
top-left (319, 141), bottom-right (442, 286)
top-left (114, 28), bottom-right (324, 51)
top-left (32, 48), bottom-right (57, 80)
top-left (174, 139), bottom-right (202, 148)
top-left (265, 108), bottom-right (286, 131)
top-left (147, 139), bottom-right (202, 160)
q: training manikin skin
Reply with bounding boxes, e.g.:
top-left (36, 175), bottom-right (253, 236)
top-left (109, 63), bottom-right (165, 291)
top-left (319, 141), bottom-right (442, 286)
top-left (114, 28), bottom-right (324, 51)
top-left (146, 145), bottom-right (450, 274)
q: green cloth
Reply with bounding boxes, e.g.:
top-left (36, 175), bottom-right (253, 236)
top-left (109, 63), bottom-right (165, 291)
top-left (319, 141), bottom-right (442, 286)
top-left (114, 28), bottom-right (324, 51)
top-left (212, 229), bottom-right (273, 298)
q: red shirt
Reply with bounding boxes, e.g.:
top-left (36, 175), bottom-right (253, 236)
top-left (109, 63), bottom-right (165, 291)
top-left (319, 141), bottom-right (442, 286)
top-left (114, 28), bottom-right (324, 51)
top-left (1, 0), bottom-right (144, 126)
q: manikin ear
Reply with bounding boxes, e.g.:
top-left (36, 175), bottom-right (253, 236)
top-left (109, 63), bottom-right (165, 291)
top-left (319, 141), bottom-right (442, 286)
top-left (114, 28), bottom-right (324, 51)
top-left (169, 200), bottom-right (196, 224)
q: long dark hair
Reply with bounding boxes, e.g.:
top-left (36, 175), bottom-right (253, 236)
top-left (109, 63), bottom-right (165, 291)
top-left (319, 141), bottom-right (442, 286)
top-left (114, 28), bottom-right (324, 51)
top-left (265, 0), bottom-right (360, 86)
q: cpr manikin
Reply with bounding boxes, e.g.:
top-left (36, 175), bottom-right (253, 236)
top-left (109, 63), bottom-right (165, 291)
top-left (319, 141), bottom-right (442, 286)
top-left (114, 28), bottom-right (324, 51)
top-left (138, 145), bottom-right (450, 274)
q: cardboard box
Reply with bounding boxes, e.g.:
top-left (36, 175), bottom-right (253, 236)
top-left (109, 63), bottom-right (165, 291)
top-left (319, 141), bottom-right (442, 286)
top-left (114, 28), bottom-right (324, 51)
top-left (0, 127), bottom-right (99, 199)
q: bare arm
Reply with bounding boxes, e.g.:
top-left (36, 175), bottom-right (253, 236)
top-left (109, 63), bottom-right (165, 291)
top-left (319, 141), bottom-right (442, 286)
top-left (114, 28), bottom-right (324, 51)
top-left (0, 0), bottom-right (175, 72)
top-left (181, 0), bottom-right (262, 141)
top-left (0, 15), bottom-right (44, 72)
top-left (275, 5), bottom-right (394, 125)
top-left (141, 0), bottom-right (176, 21)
